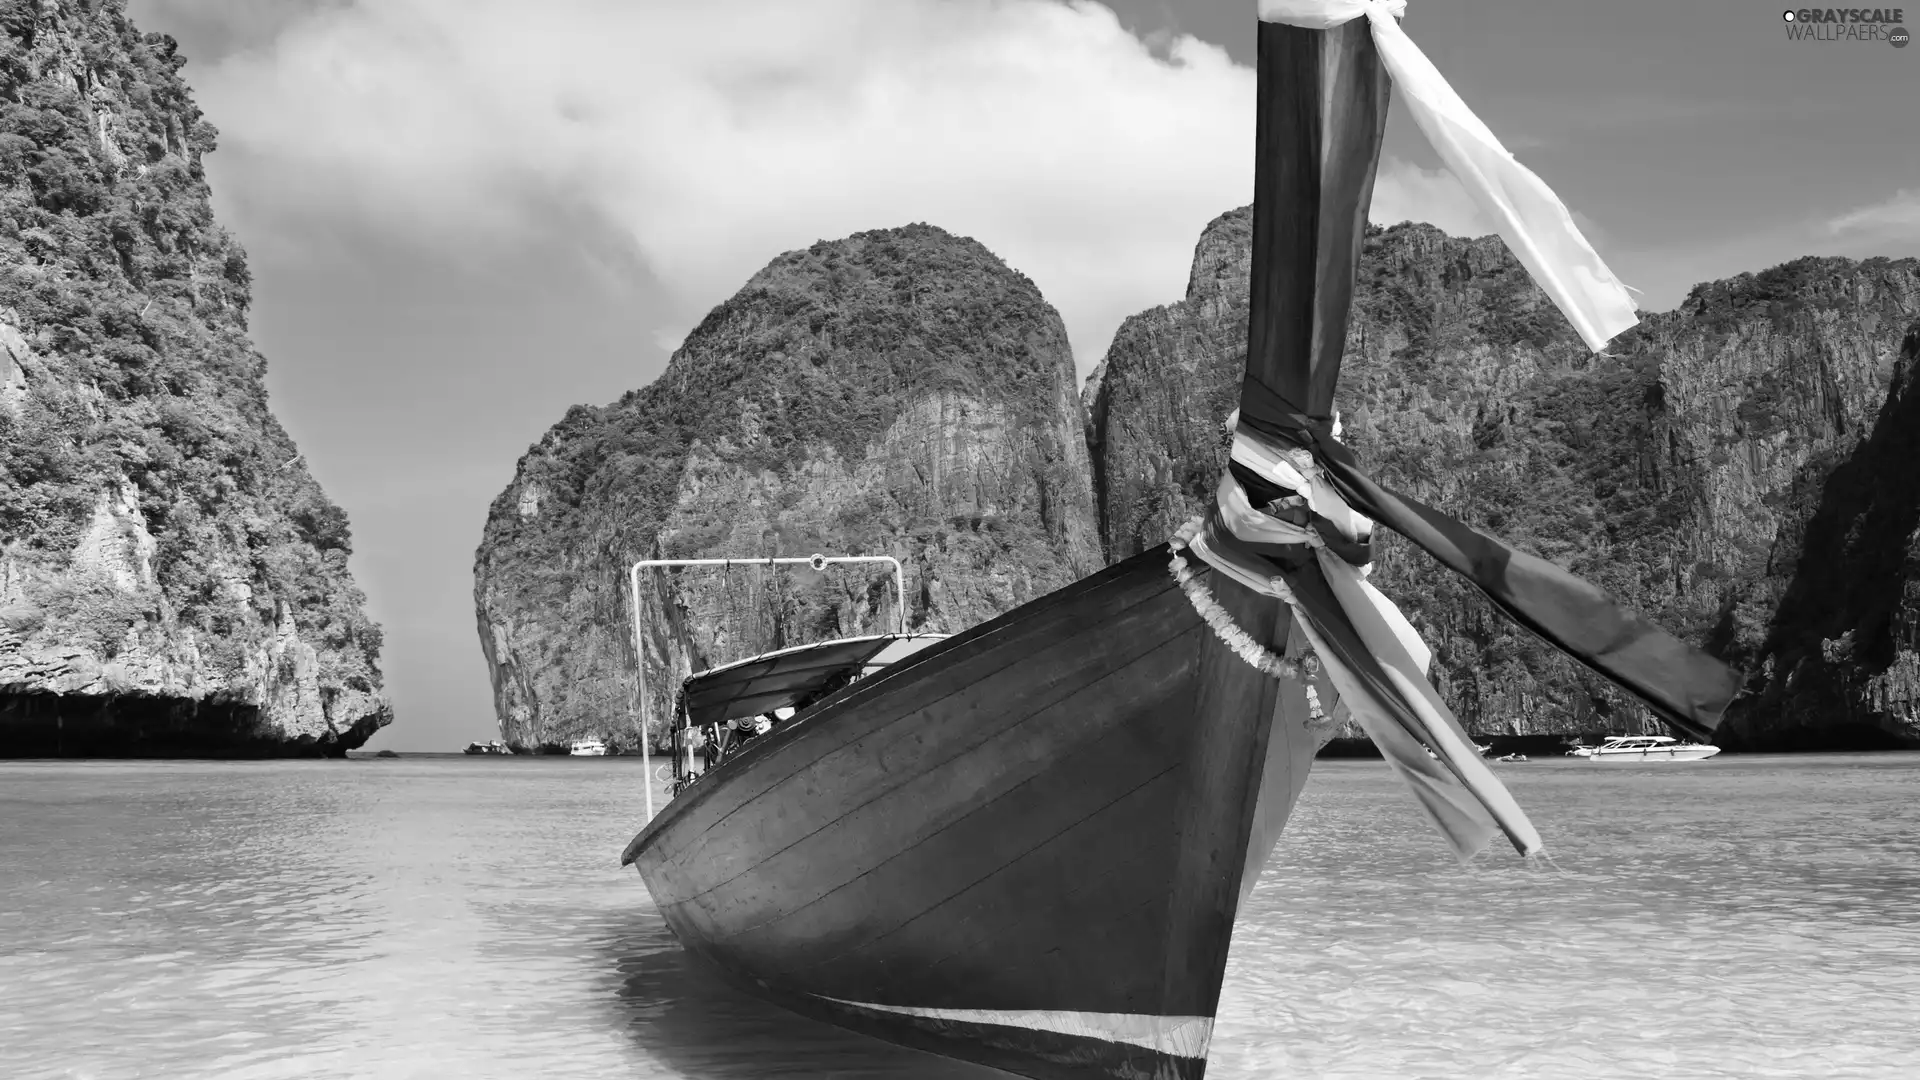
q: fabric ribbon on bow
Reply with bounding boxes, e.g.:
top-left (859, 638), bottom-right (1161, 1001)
top-left (1172, 2), bottom-right (1746, 860)
top-left (1260, 0), bottom-right (1639, 352)
top-left (1199, 418), bottom-right (1553, 860)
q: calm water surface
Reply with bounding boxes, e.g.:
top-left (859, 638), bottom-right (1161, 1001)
top-left (3, 753), bottom-right (1917, 1079)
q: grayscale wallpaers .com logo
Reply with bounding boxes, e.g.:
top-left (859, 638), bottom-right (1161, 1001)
top-left (1782, 8), bottom-right (1909, 45)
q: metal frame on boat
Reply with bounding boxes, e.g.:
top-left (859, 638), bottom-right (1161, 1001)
top-left (626, 553), bottom-right (907, 819)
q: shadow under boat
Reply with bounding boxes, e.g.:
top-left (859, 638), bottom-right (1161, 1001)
top-left (610, 913), bottom-right (1003, 1080)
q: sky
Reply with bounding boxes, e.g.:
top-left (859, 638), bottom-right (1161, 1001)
top-left (121, 0), bottom-right (1919, 751)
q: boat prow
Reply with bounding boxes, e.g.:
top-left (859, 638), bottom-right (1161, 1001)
top-left (622, 546), bottom-right (1327, 1079)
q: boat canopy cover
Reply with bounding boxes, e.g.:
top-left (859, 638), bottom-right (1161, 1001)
top-left (681, 634), bottom-right (948, 727)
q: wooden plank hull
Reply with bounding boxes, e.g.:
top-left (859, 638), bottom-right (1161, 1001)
top-left (624, 546), bottom-right (1312, 1080)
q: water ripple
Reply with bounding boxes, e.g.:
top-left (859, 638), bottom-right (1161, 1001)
top-left (3, 753), bottom-right (1917, 1078)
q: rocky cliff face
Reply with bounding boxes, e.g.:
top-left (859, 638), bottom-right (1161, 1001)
top-left (1721, 323), bottom-right (1920, 749)
top-left (1090, 209), bottom-right (1920, 750)
top-left (474, 224), bottom-right (1098, 751)
top-left (0, 1), bottom-right (388, 756)
top-left (1091, 208), bottom-right (1252, 561)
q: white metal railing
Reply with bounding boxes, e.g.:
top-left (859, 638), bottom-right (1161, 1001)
top-left (626, 553), bottom-right (907, 820)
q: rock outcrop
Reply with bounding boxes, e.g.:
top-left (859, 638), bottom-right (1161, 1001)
top-left (0, 1), bottom-right (388, 756)
top-left (1720, 322), bottom-right (1920, 749)
top-left (474, 224), bottom-right (1098, 751)
top-left (1090, 208), bottom-right (1920, 750)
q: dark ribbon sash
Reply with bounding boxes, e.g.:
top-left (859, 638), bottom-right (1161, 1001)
top-left (1233, 383), bottom-right (1745, 743)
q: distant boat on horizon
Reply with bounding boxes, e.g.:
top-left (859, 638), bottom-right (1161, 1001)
top-left (1425, 742), bottom-right (1492, 759)
top-left (568, 738), bottom-right (609, 757)
top-left (1569, 735), bottom-right (1722, 762)
top-left (463, 740), bottom-right (511, 756)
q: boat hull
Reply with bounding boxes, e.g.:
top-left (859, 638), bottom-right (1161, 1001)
top-left (624, 546), bottom-right (1322, 1080)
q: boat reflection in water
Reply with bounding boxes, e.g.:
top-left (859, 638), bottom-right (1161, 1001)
top-left (1569, 735), bottom-right (1723, 762)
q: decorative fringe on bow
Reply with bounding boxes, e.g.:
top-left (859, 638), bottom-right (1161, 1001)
top-left (1167, 515), bottom-right (1329, 725)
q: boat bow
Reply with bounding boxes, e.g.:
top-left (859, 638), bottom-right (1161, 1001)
top-left (1169, 0), bottom-right (1745, 860)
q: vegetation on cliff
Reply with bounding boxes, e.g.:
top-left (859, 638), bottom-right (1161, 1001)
top-left (1090, 209), bottom-right (1920, 750)
top-left (474, 224), bottom-right (1098, 751)
top-left (0, 0), bottom-right (387, 754)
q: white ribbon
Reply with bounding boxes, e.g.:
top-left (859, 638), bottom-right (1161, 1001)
top-left (1228, 430), bottom-right (1375, 543)
top-left (1216, 473), bottom-right (1320, 549)
top-left (1259, 0), bottom-right (1639, 353)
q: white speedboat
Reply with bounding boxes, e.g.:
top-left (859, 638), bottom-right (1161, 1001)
top-left (1568, 735), bottom-right (1720, 761)
top-left (568, 737), bottom-right (609, 756)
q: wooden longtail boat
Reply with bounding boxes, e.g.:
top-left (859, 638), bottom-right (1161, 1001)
top-left (620, 5), bottom-right (1744, 1079)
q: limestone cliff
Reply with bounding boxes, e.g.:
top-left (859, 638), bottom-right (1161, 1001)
top-left (1090, 209), bottom-right (1920, 750)
top-left (474, 224), bottom-right (1098, 751)
top-left (0, 1), bottom-right (388, 755)
top-left (1718, 323), bottom-right (1920, 749)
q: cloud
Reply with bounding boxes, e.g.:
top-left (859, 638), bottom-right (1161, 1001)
top-left (1826, 188), bottom-right (1920, 238)
top-left (168, 0), bottom-right (1508, 370)
top-left (130, 0), bottom-right (346, 60)
top-left (1368, 158), bottom-right (1493, 239)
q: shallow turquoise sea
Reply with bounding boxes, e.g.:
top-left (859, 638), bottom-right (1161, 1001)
top-left (3, 752), bottom-right (1917, 1079)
